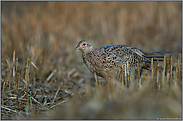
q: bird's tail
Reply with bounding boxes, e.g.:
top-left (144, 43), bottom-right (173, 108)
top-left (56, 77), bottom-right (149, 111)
top-left (146, 52), bottom-right (172, 61)
top-left (146, 52), bottom-right (172, 55)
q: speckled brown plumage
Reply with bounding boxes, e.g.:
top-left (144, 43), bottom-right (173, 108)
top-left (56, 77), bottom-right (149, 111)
top-left (75, 40), bottom-right (168, 79)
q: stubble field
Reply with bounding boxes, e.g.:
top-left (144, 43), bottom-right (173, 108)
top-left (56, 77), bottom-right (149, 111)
top-left (1, 1), bottom-right (182, 120)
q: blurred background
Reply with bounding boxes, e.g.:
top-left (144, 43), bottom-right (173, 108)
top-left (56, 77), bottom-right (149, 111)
top-left (2, 1), bottom-right (182, 77)
top-left (2, 2), bottom-right (182, 56)
top-left (1, 1), bottom-right (182, 119)
top-left (2, 1), bottom-right (182, 79)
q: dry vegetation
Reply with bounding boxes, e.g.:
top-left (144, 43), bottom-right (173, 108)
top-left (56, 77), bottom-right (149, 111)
top-left (1, 1), bottom-right (182, 120)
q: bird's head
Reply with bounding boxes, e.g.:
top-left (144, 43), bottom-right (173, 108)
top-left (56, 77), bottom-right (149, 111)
top-left (75, 40), bottom-right (94, 54)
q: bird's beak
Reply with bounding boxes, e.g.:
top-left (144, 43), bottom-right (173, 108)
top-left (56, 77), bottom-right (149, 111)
top-left (75, 45), bottom-right (80, 50)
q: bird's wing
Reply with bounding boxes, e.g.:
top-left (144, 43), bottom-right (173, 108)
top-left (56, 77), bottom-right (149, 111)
top-left (101, 45), bottom-right (169, 68)
top-left (102, 45), bottom-right (150, 66)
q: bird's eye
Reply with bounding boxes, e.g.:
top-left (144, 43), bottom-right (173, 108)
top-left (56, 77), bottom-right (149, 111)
top-left (82, 43), bottom-right (86, 46)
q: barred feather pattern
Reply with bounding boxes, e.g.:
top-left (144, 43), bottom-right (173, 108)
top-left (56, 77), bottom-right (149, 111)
top-left (75, 40), bottom-right (169, 79)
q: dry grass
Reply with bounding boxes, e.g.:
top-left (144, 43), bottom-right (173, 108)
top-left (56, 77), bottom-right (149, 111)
top-left (1, 1), bottom-right (182, 120)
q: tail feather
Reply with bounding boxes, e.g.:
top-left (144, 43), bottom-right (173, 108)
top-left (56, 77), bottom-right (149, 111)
top-left (145, 51), bottom-right (173, 61)
top-left (152, 58), bottom-right (164, 61)
top-left (146, 55), bottom-right (165, 58)
top-left (146, 52), bottom-right (172, 55)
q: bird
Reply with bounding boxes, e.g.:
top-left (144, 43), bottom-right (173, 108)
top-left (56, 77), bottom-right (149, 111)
top-left (75, 40), bottom-right (169, 80)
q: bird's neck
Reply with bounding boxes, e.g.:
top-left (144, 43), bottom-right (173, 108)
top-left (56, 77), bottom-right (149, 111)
top-left (83, 46), bottom-right (95, 54)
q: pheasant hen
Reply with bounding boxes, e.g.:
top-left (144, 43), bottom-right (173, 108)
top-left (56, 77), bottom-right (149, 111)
top-left (75, 40), bottom-right (168, 79)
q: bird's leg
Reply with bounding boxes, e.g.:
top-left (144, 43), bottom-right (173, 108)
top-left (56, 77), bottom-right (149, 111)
top-left (94, 73), bottom-right (99, 86)
top-left (140, 68), bottom-right (143, 77)
top-left (105, 76), bottom-right (110, 85)
top-left (136, 63), bottom-right (142, 87)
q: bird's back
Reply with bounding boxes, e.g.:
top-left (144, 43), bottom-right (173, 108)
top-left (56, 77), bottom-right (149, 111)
top-left (82, 44), bottom-right (154, 78)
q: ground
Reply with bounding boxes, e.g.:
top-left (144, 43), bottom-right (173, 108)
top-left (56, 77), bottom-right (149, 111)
top-left (1, 1), bottom-right (182, 120)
